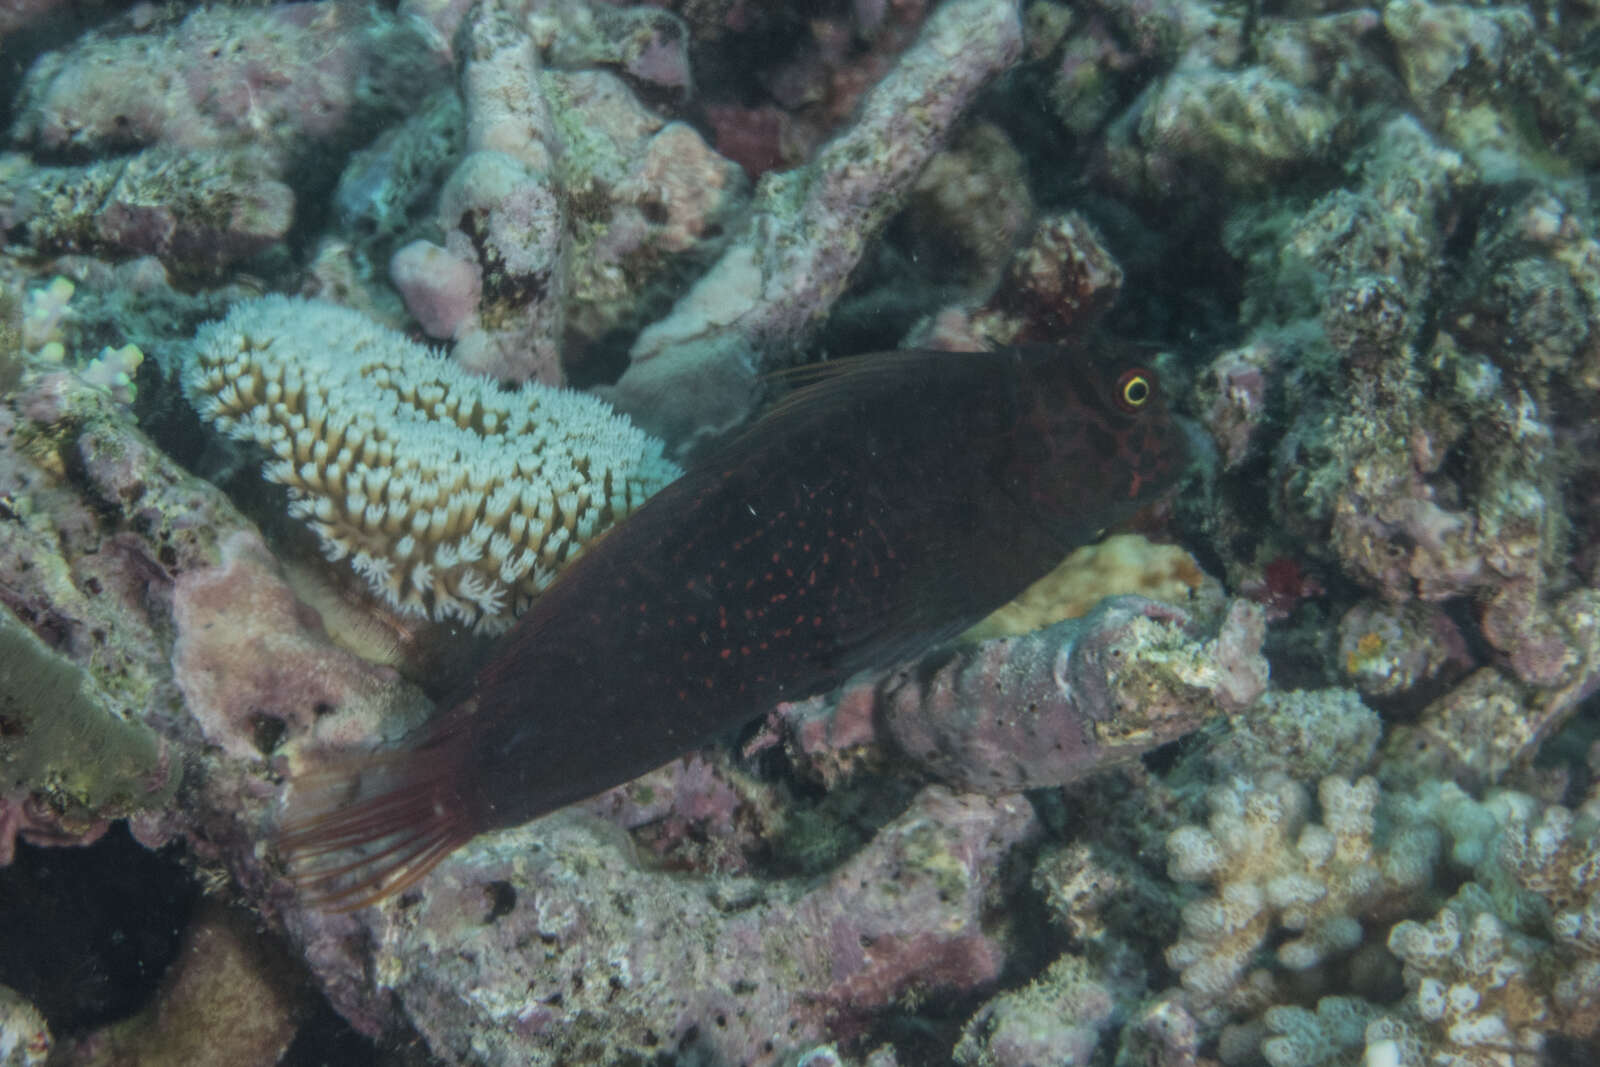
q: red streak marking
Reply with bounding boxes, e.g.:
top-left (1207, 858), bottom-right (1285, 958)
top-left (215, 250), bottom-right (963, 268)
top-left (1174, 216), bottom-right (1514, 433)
top-left (704, 678), bottom-right (715, 688)
top-left (812, 616), bottom-right (822, 627)
top-left (772, 552), bottom-right (781, 564)
top-left (677, 689), bottom-right (688, 701)
top-left (784, 568), bottom-right (795, 578)
top-left (720, 648), bottom-right (731, 659)
top-left (1127, 471), bottom-right (1144, 498)
top-left (741, 645), bottom-right (750, 655)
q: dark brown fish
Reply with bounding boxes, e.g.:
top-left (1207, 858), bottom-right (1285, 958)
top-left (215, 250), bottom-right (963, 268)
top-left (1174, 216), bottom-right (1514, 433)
top-left (280, 343), bottom-right (1188, 906)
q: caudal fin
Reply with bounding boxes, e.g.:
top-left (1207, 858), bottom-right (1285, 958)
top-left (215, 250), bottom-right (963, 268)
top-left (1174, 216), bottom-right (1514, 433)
top-left (277, 725), bottom-right (477, 910)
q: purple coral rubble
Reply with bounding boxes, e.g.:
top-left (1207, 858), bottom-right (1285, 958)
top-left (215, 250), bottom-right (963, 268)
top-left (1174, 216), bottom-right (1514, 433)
top-left (774, 596), bottom-right (1266, 796)
top-left (438, 0), bottom-right (567, 384)
top-left (605, 0), bottom-right (1023, 451)
top-left (340, 785), bottom-right (1035, 1066)
top-left (0, 150), bottom-right (295, 269)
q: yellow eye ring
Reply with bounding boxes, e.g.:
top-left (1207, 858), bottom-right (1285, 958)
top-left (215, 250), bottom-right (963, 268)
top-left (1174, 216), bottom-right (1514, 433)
top-left (1116, 369), bottom-right (1153, 411)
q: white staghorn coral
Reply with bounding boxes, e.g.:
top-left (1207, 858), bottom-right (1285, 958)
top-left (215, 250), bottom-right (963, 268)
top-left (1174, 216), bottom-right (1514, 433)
top-left (186, 296), bottom-right (681, 632)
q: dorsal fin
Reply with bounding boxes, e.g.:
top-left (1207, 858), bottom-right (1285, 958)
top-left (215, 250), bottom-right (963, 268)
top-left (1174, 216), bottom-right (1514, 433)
top-left (702, 349), bottom-right (1002, 467)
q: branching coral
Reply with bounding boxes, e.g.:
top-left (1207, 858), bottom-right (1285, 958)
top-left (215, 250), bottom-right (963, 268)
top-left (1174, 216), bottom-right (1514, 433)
top-left (1380, 884), bottom-right (1552, 1066)
top-left (186, 296), bottom-right (680, 631)
top-left (1161, 776), bottom-right (1600, 1066)
top-left (1165, 775), bottom-right (1439, 1015)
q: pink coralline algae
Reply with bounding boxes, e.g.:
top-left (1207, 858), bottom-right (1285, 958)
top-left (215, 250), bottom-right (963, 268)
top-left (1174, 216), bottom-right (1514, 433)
top-left (772, 597), bottom-right (1267, 796)
top-left (13, 4), bottom-right (442, 162)
top-left (171, 530), bottom-right (421, 765)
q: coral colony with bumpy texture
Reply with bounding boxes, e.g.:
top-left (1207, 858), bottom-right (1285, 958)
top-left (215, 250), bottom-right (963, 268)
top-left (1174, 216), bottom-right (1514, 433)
top-left (4, 0), bottom-right (1600, 1063)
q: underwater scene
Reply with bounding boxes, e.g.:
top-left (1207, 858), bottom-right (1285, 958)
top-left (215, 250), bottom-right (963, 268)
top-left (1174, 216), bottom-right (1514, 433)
top-left (2, 0), bottom-right (1600, 1064)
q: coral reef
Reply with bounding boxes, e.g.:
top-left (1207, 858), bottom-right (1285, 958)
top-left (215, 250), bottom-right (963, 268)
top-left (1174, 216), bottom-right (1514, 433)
top-left (773, 596), bottom-right (1266, 794)
top-left (12, 277), bottom-right (145, 404)
top-left (1165, 775), bottom-right (1438, 1015)
top-left (0, 149), bottom-right (294, 270)
top-left (606, 0), bottom-right (1024, 451)
top-left (12, 4), bottom-right (442, 163)
top-left (4, 0), bottom-right (1600, 1061)
top-left (900, 121), bottom-right (1035, 293)
top-left (406, 2), bottom-right (747, 384)
top-left (954, 951), bottom-right (1140, 1067)
top-left (345, 786), bottom-right (1034, 1066)
top-left (426, 0), bottom-right (567, 384)
top-left (185, 296), bottom-right (680, 630)
top-left (910, 210), bottom-right (1128, 353)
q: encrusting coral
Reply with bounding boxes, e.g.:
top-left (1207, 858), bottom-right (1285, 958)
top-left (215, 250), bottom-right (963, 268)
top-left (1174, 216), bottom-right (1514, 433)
top-left (965, 533), bottom-right (1218, 641)
top-left (185, 296), bottom-right (680, 631)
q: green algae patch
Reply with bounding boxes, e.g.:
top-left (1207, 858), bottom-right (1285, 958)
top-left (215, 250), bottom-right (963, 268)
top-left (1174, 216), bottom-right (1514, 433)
top-left (0, 609), bottom-right (177, 817)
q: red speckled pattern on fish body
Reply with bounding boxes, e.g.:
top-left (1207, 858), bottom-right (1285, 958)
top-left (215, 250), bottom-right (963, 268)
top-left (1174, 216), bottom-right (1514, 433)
top-left (456, 343), bottom-right (1187, 831)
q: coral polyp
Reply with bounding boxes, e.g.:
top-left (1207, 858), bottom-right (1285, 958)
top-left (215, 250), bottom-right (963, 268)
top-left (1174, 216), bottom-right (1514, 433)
top-left (187, 297), bottom-right (680, 631)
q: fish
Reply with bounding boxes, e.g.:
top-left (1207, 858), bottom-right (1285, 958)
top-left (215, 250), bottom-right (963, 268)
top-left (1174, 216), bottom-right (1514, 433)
top-left (279, 342), bottom-right (1189, 907)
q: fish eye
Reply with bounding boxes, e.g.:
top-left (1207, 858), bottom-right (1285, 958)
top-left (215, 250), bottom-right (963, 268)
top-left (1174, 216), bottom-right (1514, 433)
top-left (1116, 368), bottom-right (1153, 411)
